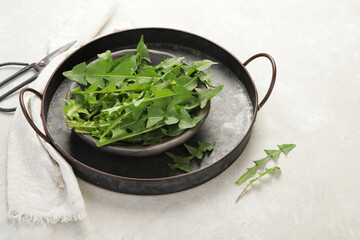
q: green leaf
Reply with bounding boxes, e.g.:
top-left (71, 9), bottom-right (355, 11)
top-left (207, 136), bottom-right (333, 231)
top-left (182, 64), bottom-right (196, 76)
top-left (166, 152), bottom-right (193, 173)
top-left (97, 50), bottom-right (113, 69)
top-left (62, 98), bottom-right (88, 119)
top-left (164, 101), bottom-right (179, 125)
top-left (181, 95), bottom-right (199, 110)
top-left (136, 35), bottom-right (150, 70)
top-left (166, 141), bottom-right (216, 172)
top-left (109, 53), bottom-right (136, 72)
top-left (171, 85), bottom-right (192, 104)
top-left (131, 101), bottom-right (148, 121)
top-left (63, 62), bottom-right (87, 85)
top-left (198, 72), bottom-right (213, 87)
top-left (150, 85), bottom-right (173, 98)
top-left (84, 82), bottom-right (100, 93)
top-left (143, 129), bottom-right (164, 145)
top-left (198, 141), bottom-right (215, 151)
top-left (235, 156), bottom-right (268, 185)
top-left (264, 149), bottom-right (281, 159)
top-left (193, 59), bottom-right (217, 71)
top-left (120, 80), bottom-right (150, 92)
top-left (235, 143), bottom-right (297, 203)
top-left (137, 66), bottom-right (159, 78)
top-left (86, 60), bottom-right (111, 88)
top-left (106, 60), bottom-right (136, 85)
top-left (278, 144), bottom-right (296, 155)
top-left (96, 124), bottom-right (164, 147)
top-left (161, 65), bottom-right (181, 80)
top-left (184, 141), bottom-right (216, 159)
top-left (110, 127), bottom-right (127, 139)
top-left (154, 79), bottom-right (172, 90)
top-left (165, 124), bottom-right (183, 137)
top-left (178, 107), bottom-right (197, 130)
top-left (235, 166), bottom-right (258, 185)
top-left (157, 56), bottom-right (184, 70)
top-left (196, 85), bottom-right (224, 108)
top-left (184, 143), bottom-right (203, 159)
top-left (146, 106), bottom-right (164, 128)
top-left (176, 76), bottom-right (198, 91)
top-left (101, 112), bottom-right (129, 137)
top-left (100, 81), bottom-right (117, 93)
top-left (236, 144), bottom-right (296, 186)
top-left (253, 156), bottom-right (268, 166)
top-left (126, 117), bottom-right (146, 132)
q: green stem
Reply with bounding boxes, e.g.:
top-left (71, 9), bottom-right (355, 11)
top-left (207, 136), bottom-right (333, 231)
top-left (101, 111), bottom-right (131, 137)
top-left (67, 101), bottom-right (87, 118)
top-left (84, 73), bottom-right (154, 80)
top-left (102, 92), bottom-right (188, 114)
top-left (74, 129), bottom-right (92, 134)
top-left (235, 185), bottom-right (250, 203)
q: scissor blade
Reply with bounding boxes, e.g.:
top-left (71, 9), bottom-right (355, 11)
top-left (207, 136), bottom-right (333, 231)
top-left (36, 41), bottom-right (76, 69)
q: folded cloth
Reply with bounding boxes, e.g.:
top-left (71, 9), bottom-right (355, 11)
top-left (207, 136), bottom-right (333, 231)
top-left (7, 0), bottom-right (116, 224)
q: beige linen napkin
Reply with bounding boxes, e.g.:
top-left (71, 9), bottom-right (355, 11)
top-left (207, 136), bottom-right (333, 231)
top-left (7, 0), bottom-right (116, 224)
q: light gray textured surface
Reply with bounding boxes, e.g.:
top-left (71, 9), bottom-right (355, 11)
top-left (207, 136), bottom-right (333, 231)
top-left (1, 0), bottom-right (360, 239)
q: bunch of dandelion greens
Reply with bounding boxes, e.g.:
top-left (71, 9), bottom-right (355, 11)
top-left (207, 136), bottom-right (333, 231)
top-left (62, 36), bottom-right (223, 147)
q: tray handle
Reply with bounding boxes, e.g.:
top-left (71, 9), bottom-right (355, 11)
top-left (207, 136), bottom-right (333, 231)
top-left (244, 53), bottom-right (277, 111)
top-left (19, 88), bottom-right (50, 143)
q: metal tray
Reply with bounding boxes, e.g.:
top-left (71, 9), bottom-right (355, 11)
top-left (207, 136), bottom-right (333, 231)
top-left (20, 28), bottom-right (276, 195)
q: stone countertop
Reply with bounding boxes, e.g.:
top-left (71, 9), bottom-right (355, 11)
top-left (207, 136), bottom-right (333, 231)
top-left (0, 0), bottom-right (359, 239)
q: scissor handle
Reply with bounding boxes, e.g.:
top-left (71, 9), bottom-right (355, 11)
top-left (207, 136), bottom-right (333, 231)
top-left (0, 63), bottom-right (38, 112)
top-left (0, 63), bottom-right (34, 87)
top-left (0, 62), bottom-right (29, 67)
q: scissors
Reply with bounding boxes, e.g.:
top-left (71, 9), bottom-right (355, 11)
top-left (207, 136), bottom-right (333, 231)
top-left (0, 41), bottom-right (76, 112)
